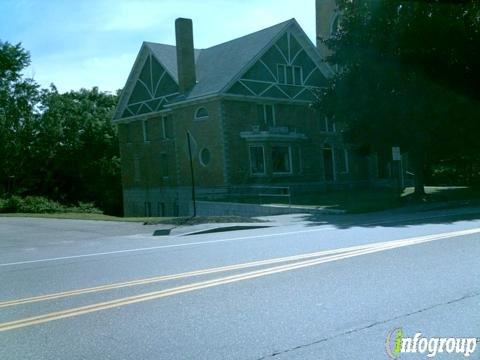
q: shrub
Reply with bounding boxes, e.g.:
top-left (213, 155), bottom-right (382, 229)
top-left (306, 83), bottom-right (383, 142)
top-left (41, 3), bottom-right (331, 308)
top-left (0, 196), bottom-right (63, 213)
top-left (0, 196), bottom-right (102, 214)
top-left (67, 202), bottom-right (103, 214)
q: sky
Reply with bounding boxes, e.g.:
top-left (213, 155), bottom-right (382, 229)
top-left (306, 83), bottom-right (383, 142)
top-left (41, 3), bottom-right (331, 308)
top-left (1, 0), bottom-right (316, 93)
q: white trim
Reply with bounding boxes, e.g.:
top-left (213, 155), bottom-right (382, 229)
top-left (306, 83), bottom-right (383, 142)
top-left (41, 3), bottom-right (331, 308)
top-left (290, 47), bottom-right (304, 65)
top-left (287, 31), bottom-right (291, 63)
top-left (194, 107), bottom-right (209, 121)
top-left (149, 54), bottom-right (154, 95)
top-left (259, 59), bottom-right (278, 81)
top-left (237, 80), bottom-right (257, 96)
top-left (113, 45), bottom-right (151, 120)
top-left (274, 44), bottom-right (289, 64)
top-left (219, 20), bottom-right (295, 94)
top-left (142, 120), bottom-right (148, 142)
top-left (262, 104), bottom-right (276, 126)
top-left (293, 65), bottom-right (303, 85)
top-left (277, 63), bottom-right (286, 84)
top-left (303, 67), bottom-right (318, 85)
top-left (258, 83), bottom-right (276, 97)
top-left (153, 69), bottom-right (167, 96)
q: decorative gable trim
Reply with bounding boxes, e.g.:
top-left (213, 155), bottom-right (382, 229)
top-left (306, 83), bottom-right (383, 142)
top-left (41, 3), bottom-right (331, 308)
top-left (222, 19), bottom-right (332, 102)
top-left (113, 43), bottom-right (180, 122)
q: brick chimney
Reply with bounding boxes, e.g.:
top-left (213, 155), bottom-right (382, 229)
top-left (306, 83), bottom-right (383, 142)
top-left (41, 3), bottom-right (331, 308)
top-left (175, 18), bottom-right (197, 93)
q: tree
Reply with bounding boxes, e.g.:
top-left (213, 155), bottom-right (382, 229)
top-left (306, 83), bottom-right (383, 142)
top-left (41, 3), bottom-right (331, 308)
top-left (319, 0), bottom-right (480, 196)
top-left (0, 41), bottom-right (122, 214)
top-left (38, 86), bottom-right (122, 214)
top-left (0, 41), bottom-right (40, 194)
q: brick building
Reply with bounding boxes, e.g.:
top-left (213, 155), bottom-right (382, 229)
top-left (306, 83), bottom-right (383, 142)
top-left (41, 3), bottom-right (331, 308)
top-left (113, 4), bottom-right (375, 216)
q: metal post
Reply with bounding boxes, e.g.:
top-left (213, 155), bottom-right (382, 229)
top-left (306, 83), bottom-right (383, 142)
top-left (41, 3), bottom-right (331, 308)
top-left (186, 131), bottom-right (196, 217)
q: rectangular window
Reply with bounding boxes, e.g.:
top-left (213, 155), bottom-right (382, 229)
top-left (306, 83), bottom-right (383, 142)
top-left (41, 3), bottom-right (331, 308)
top-left (286, 65), bottom-right (294, 85)
top-left (277, 65), bottom-right (302, 85)
top-left (293, 66), bottom-right (302, 85)
top-left (272, 146), bottom-right (292, 174)
top-left (336, 148), bottom-right (349, 173)
top-left (277, 64), bottom-right (286, 84)
top-left (249, 146), bottom-right (265, 175)
top-left (264, 104), bottom-right (275, 127)
top-left (162, 115), bottom-right (173, 139)
top-left (133, 158), bottom-right (140, 183)
top-left (325, 117), bottom-right (336, 133)
top-left (161, 153), bottom-right (169, 178)
top-left (257, 104), bottom-right (275, 126)
top-left (125, 123), bottom-right (132, 143)
top-left (142, 120), bottom-right (151, 142)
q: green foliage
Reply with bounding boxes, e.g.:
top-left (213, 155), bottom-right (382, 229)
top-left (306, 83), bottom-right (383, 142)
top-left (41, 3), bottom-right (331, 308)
top-left (319, 0), bottom-right (480, 194)
top-left (0, 40), bottom-right (122, 214)
top-left (0, 196), bottom-right (102, 214)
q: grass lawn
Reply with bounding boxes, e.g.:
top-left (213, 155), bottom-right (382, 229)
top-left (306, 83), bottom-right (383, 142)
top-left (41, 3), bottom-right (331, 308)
top-left (0, 212), bottom-right (263, 225)
top-left (2, 186), bottom-right (479, 221)
top-left (291, 186), bottom-right (480, 213)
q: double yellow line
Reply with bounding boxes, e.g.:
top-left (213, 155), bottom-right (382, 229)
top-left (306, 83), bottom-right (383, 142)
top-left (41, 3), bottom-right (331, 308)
top-left (1, 227), bottom-right (478, 332)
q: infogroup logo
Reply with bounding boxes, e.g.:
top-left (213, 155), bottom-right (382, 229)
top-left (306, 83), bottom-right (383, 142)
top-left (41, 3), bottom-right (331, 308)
top-left (385, 328), bottom-right (478, 358)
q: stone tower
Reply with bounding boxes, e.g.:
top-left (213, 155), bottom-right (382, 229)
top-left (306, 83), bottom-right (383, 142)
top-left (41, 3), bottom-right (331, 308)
top-left (315, 0), bottom-right (340, 56)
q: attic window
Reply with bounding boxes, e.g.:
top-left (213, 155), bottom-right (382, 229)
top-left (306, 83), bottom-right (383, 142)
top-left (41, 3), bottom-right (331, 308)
top-left (194, 107), bottom-right (209, 120)
top-left (277, 64), bottom-right (303, 86)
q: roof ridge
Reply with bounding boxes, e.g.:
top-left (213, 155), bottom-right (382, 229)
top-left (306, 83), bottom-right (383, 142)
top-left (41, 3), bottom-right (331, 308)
top-left (144, 18), bottom-right (295, 51)
top-left (202, 18), bottom-right (295, 50)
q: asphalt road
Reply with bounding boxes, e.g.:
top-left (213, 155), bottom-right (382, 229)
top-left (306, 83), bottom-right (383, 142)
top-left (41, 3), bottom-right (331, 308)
top-left (1, 210), bottom-right (480, 359)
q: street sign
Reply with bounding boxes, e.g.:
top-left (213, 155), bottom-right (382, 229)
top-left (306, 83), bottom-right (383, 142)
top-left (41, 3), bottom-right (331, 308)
top-left (392, 147), bottom-right (401, 161)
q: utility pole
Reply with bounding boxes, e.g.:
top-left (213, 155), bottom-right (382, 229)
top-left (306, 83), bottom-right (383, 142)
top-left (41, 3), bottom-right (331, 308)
top-left (186, 131), bottom-right (196, 217)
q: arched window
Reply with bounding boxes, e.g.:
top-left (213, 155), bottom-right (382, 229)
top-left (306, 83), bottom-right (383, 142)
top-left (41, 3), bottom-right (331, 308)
top-left (194, 107), bottom-right (209, 120)
top-left (330, 13), bottom-right (341, 36)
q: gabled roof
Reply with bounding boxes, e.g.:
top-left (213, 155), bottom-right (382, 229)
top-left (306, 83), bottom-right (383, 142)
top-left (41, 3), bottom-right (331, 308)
top-left (145, 42), bottom-right (202, 84)
top-left (115, 18), bottom-right (330, 120)
top-left (145, 19), bottom-right (295, 99)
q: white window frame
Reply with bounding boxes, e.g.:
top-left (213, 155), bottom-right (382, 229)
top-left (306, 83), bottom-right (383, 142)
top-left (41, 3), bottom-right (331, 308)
top-left (249, 145), bottom-right (266, 176)
top-left (293, 66), bottom-right (303, 85)
top-left (277, 64), bottom-right (303, 86)
top-left (324, 117), bottom-right (336, 133)
top-left (142, 119), bottom-right (150, 143)
top-left (263, 104), bottom-right (276, 126)
top-left (194, 107), bottom-right (209, 121)
top-left (272, 145), bottom-right (293, 175)
top-left (277, 64), bottom-right (286, 84)
top-left (161, 116), bottom-right (166, 139)
top-left (161, 115), bottom-right (173, 139)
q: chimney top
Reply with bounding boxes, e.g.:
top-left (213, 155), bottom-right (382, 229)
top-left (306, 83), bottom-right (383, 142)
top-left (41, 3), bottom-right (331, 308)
top-left (175, 18), bottom-right (197, 93)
